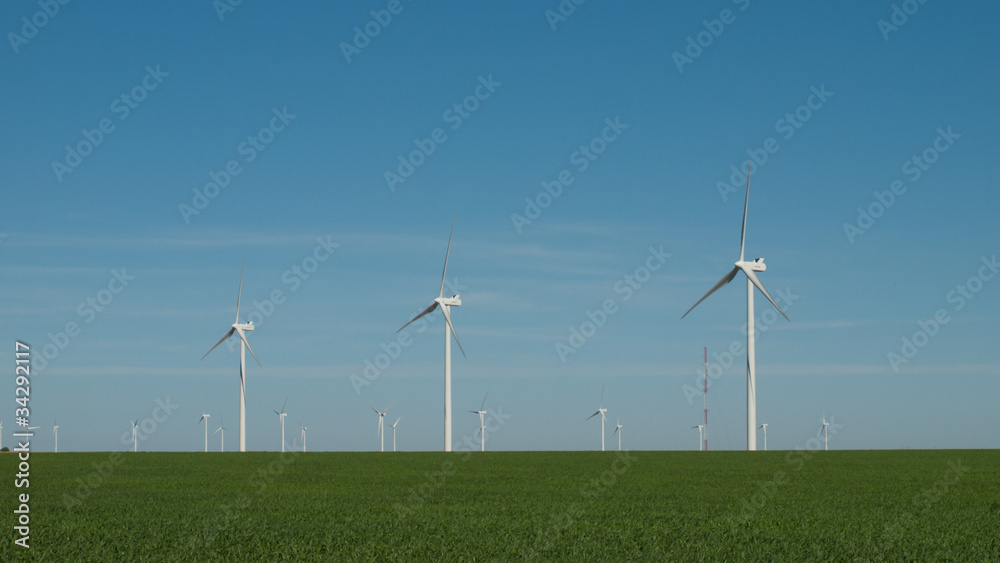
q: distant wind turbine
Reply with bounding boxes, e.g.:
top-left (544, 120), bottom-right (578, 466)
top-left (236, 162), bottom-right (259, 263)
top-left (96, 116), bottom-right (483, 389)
top-left (370, 404), bottom-right (393, 452)
top-left (391, 418), bottom-right (400, 452)
top-left (759, 423), bottom-right (768, 451)
top-left (53, 418), bottom-right (59, 453)
top-left (398, 218), bottom-right (465, 452)
top-left (469, 392), bottom-right (488, 452)
top-left (129, 420), bottom-right (138, 452)
top-left (274, 399), bottom-right (288, 453)
top-left (586, 386), bottom-right (608, 452)
top-left (0, 420), bottom-right (3, 451)
top-left (201, 257), bottom-right (261, 453)
top-left (692, 425), bottom-right (705, 451)
top-left (821, 414), bottom-right (829, 451)
top-left (214, 421), bottom-right (227, 452)
top-left (298, 421), bottom-right (307, 453)
top-left (614, 418), bottom-right (623, 452)
top-left (199, 412), bottom-right (211, 453)
top-left (681, 162), bottom-right (789, 451)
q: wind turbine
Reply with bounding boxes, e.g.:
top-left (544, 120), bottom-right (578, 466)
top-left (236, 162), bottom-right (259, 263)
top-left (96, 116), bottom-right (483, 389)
top-left (370, 404), bottom-right (393, 452)
top-left (273, 399), bottom-right (288, 453)
top-left (199, 412), bottom-right (211, 453)
top-left (298, 422), bottom-right (307, 453)
top-left (692, 425), bottom-right (705, 451)
top-left (821, 413), bottom-right (829, 451)
top-left (391, 418), bottom-right (400, 452)
top-left (129, 420), bottom-right (138, 452)
top-left (469, 392), bottom-right (488, 452)
top-left (681, 162), bottom-right (789, 451)
top-left (586, 386), bottom-right (608, 452)
top-left (53, 418), bottom-right (59, 453)
top-left (0, 421), bottom-right (3, 451)
top-left (759, 423), bottom-right (768, 451)
top-left (614, 418), bottom-right (623, 452)
top-left (214, 421), bottom-right (227, 452)
top-left (201, 257), bottom-right (261, 453)
top-left (398, 219), bottom-right (465, 452)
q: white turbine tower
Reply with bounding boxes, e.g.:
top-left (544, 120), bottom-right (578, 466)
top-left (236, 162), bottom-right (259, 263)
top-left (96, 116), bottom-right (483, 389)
top-left (201, 257), bottom-right (261, 453)
top-left (370, 404), bottom-right (393, 452)
top-left (821, 413), bottom-right (829, 451)
top-left (398, 219), bottom-right (465, 452)
top-left (692, 425), bottom-right (705, 451)
top-left (214, 422), bottom-right (227, 452)
top-left (469, 392), bottom-right (488, 452)
top-left (199, 412), bottom-right (211, 453)
top-left (681, 163), bottom-right (789, 452)
top-left (759, 423), bottom-right (768, 451)
top-left (0, 420), bottom-right (3, 451)
top-left (53, 418), bottom-right (59, 453)
top-left (298, 422), bottom-right (307, 453)
top-left (273, 399), bottom-right (288, 453)
top-left (130, 420), bottom-right (138, 452)
top-left (391, 418), bottom-right (400, 452)
top-left (614, 418), bottom-right (623, 452)
top-left (586, 386), bottom-right (608, 452)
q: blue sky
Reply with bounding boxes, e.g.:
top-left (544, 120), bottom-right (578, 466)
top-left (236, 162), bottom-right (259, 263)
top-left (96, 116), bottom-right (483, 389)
top-left (2, 1), bottom-right (998, 453)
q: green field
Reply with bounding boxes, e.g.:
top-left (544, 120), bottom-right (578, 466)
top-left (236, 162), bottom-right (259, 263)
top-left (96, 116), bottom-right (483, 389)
top-left (3, 450), bottom-right (998, 561)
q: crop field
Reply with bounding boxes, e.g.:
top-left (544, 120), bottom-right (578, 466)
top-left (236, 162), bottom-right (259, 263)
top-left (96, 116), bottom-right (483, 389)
top-left (3, 449), bottom-right (998, 561)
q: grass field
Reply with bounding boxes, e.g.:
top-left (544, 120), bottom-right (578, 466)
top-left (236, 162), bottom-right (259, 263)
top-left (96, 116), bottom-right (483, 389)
top-left (3, 449), bottom-right (998, 561)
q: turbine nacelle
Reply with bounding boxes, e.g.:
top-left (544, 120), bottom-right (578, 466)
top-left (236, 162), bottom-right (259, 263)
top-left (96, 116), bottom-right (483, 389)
top-left (438, 295), bottom-right (462, 307)
top-left (736, 257), bottom-right (766, 273)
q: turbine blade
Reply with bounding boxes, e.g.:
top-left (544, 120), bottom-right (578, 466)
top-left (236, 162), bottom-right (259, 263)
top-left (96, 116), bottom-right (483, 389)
top-left (441, 305), bottom-right (466, 358)
top-left (681, 266), bottom-right (740, 319)
top-left (480, 392), bottom-right (488, 412)
top-left (384, 403), bottom-right (395, 413)
top-left (740, 162), bottom-right (751, 262)
top-left (398, 302), bottom-right (439, 332)
top-left (369, 405), bottom-right (380, 415)
top-left (235, 327), bottom-right (262, 366)
top-left (236, 256), bottom-right (246, 324)
top-left (439, 217), bottom-right (455, 299)
top-left (587, 411), bottom-right (601, 420)
top-left (280, 398), bottom-right (287, 414)
top-left (600, 384), bottom-right (605, 407)
top-left (201, 327), bottom-right (236, 360)
top-left (741, 267), bottom-right (790, 321)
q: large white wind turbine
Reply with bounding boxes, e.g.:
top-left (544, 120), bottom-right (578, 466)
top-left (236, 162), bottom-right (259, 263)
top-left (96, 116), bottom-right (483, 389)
top-left (759, 423), bottom-right (768, 451)
top-left (586, 386), bottom-right (608, 452)
top-left (129, 420), bottom-right (138, 452)
top-left (201, 257), bottom-right (261, 453)
top-left (681, 163), bottom-right (789, 451)
top-left (692, 425), bottom-right (705, 451)
top-left (821, 413), bottom-right (829, 451)
top-left (53, 418), bottom-right (59, 453)
top-left (214, 421), bottom-right (228, 452)
top-left (199, 412), bottom-right (211, 453)
top-left (469, 392), bottom-right (488, 452)
top-left (274, 399), bottom-right (288, 453)
top-left (398, 219), bottom-right (465, 452)
top-left (391, 418), bottom-right (400, 452)
top-left (614, 418), bottom-right (623, 452)
top-left (370, 404), bottom-right (393, 452)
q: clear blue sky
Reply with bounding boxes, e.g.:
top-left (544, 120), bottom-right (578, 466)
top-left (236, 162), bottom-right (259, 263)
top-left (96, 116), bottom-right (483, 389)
top-left (2, 1), bottom-right (998, 453)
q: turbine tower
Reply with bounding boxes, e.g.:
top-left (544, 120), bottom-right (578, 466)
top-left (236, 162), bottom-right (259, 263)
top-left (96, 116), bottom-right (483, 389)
top-left (614, 418), bottom-right (623, 451)
top-left (129, 420), bottom-right (138, 452)
top-left (703, 347), bottom-right (709, 452)
top-left (469, 392), bottom-right (488, 452)
top-left (214, 421), bottom-right (227, 452)
top-left (199, 412), bottom-right (211, 453)
top-left (53, 418), bottom-right (59, 453)
top-left (0, 420), bottom-right (3, 451)
top-left (692, 425), bottom-right (705, 451)
top-left (759, 423), bottom-right (768, 451)
top-left (822, 414), bottom-right (829, 451)
top-left (370, 404), bottom-right (393, 452)
top-left (201, 257), bottom-right (261, 453)
top-left (273, 399), bottom-right (288, 453)
top-left (682, 163), bottom-right (788, 451)
top-left (398, 219), bottom-right (465, 452)
top-left (298, 421), bottom-right (307, 453)
top-left (586, 386), bottom-right (608, 451)
top-left (391, 418), bottom-right (400, 452)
